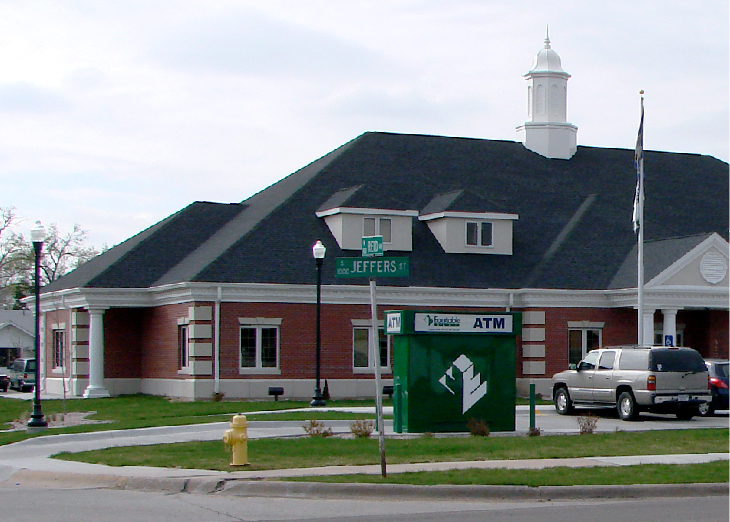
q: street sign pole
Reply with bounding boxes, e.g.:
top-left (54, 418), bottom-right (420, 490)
top-left (369, 276), bottom-right (386, 478)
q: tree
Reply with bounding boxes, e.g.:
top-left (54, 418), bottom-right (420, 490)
top-left (0, 207), bottom-right (101, 308)
top-left (0, 207), bottom-right (27, 305)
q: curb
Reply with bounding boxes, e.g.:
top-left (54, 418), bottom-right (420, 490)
top-left (7, 469), bottom-right (728, 501)
top-left (214, 480), bottom-right (730, 501)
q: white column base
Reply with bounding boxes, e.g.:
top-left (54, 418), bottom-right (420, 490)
top-left (83, 385), bottom-right (110, 398)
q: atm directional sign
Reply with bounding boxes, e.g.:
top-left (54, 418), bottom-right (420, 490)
top-left (336, 257), bottom-right (409, 278)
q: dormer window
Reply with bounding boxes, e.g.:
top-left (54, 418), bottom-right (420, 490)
top-left (364, 217), bottom-right (392, 243)
top-left (316, 194), bottom-right (417, 252)
top-left (466, 221), bottom-right (493, 247)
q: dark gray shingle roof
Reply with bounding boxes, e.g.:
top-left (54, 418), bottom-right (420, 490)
top-left (45, 132), bottom-right (729, 293)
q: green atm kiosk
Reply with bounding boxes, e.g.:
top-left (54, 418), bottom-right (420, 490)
top-left (386, 310), bottom-right (520, 433)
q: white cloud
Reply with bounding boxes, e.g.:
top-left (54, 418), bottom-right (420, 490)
top-left (0, 0), bottom-right (725, 248)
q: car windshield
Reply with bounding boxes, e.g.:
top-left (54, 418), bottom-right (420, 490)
top-left (25, 360), bottom-right (36, 372)
top-left (650, 349), bottom-right (705, 373)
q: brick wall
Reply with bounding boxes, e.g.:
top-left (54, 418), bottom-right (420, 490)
top-left (104, 308), bottom-right (144, 378)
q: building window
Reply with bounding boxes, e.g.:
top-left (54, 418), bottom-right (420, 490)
top-left (353, 327), bottom-right (390, 371)
top-left (240, 326), bottom-right (279, 369)
top-left (568, 328), bottom-right (601, 366)
top-left (466, 221), bottom-right (493, 247)
top-left (52, 330), bottom-right (65, 369)
top-left (364, 217), bottom-right (392, 243)
top-left (178, 324), bottom-right (189, 369)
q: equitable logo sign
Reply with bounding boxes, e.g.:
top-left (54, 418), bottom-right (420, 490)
top-left (438, 354), bottom-right (488, 414)
top-left (414, 313), bottom-right (513, 334)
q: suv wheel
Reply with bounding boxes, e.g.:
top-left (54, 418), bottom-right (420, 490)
top-left (617, 391), bottom-right (639, 421)
top-left (698, 402), bottom-right (714, 417)
top-left (554, 387), bottom-right (574, 415)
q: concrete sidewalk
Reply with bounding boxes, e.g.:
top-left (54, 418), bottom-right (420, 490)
top-left (0, 407), bottom-right (727, 500)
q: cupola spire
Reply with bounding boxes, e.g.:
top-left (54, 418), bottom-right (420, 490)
top-left (516, 32), bottom-right (578, 160)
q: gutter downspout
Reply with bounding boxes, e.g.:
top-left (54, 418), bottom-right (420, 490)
top-left (214, 286), bottom-right (222, 394)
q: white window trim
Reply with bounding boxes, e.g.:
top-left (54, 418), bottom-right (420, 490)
top-left (351, 322), bottom-right (391, 375)
top-left (239, 318), bottom-right (282, 375)
top-left (363, 217), bottom-right (393, 244)
top-left (568, 326), bottom-right (603, 363)
top-left (465, 221), bottom-right (494, 248)
top-left (177, 323), bottom-right (191, 374)
top-left (52, 328), bottom-right (65, 371)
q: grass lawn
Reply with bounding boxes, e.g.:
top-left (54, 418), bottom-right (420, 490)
top-left (0, 394), bottom-right (550, 446)
top-left (0, 395), bottom-right (378, 445)
top-left (288, 461), bottom-right (729, 486)
top-left (54, 428), bottom-right (728, 477)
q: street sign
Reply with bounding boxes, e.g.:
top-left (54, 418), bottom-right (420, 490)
top-left (336, 257), bottom-right (409, 278)
top-left (362, 236), bottom-right (383, 257)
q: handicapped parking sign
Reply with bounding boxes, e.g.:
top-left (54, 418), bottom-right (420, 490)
top-left (664, 335), bottom-right (674, 347)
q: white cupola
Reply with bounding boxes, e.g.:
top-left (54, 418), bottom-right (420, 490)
top-left (516, 31), bottom-right (578, 160)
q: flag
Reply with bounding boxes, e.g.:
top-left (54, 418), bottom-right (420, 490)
top-left (632, 97), bottom-right (644, 233)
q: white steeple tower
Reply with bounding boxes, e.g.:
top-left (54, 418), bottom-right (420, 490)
top-left (516, 30), bottom-right (578, 159)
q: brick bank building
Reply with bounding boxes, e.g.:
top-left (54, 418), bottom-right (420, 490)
top-left (36, 37), bottom-right (729, 400)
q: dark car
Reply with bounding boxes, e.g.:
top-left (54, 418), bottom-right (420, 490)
top-left (699, 359), bottom-right (729, 416)
top-left (0, 373), bottom-right (8, 392)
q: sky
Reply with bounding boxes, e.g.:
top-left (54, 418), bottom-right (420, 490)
top-left (1, 1), bottom-right (727, 248)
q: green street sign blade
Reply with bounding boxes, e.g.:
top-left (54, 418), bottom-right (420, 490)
top-left (361, 236), bottom-right (383, 257)
top-left (336, 257), bottom-right (409, 278)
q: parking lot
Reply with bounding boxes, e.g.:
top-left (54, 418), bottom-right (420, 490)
top-left (519, 404), bottom-right (729, 434)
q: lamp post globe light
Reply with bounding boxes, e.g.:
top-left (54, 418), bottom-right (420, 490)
top-left (27, 221), bottom-right (47, 431)
top-left (311, 240), bottom-right (326, 407)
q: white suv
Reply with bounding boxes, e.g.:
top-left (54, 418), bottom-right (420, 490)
top-left (552, 346), bottom-right (710, 421)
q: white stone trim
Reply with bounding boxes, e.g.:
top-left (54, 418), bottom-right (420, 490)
top-left (567, 321), bottom-right (605, 328)
top-left (522, 311), bottom-right (545, 325)
top-left (522, 361), bottom-right (546, 375)
top-left (522, 344), bottom-right (545, 358)
top-left (188, 323), bottom-right (212, 339)
top-left (72, 328), bottom-right (89, 343)
top-left (522, 327), bottom-right (545, 342)
top-left (189, 341), bottom-right (212, 357)
top-left (189, 306), bottom-right (213, 321)
top-left (238, 317), bottom-right (283, 325)
top-left (39, 278), bottom-right (729, 315)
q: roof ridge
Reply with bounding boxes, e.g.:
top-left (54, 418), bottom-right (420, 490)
top-left (154, 136), bottom-right (363, 286)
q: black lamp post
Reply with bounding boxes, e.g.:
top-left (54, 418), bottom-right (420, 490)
top-left (27, 221), bottom-right (47, 431)
top-left (310, 240), bottom-right (326, 407)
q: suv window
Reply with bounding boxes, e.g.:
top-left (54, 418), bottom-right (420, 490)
top-left (578, 351), bottom-right (599, 371)
top-left (649, 349), bottom-right (705, 373)
top-left (598, 351), bottom-right (616, 370)
top-left (13, 359), bottom-right (35, 372)
top-left (619, 350), bottom-right (649, 370)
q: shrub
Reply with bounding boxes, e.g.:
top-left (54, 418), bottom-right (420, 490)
top-left (303, 419), bottom-right (333, 437)
top-left (576, 412), bottom-right (598, 435)
top-left (466, 417), bottom-right (490, 437)
top-left (349, 419), bottom-right (374, 438)
top-left (528, 426), bottom-right (542, 437)
top-left (211, 392), bottom-right (225, 402)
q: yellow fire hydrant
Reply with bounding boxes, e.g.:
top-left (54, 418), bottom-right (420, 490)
top-left (223, 414), bottom-right (249, 466)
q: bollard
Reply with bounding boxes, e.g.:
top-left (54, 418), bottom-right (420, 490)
top-left (223, 414), bottom-right (249, 466)
top-left (529, 383), bottom-right (536, 431)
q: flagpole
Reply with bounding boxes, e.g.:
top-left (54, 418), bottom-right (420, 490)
top-left (635, 92), bottom-right (645, 346)
top-left (637, 150), bottom-right (645, 345)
